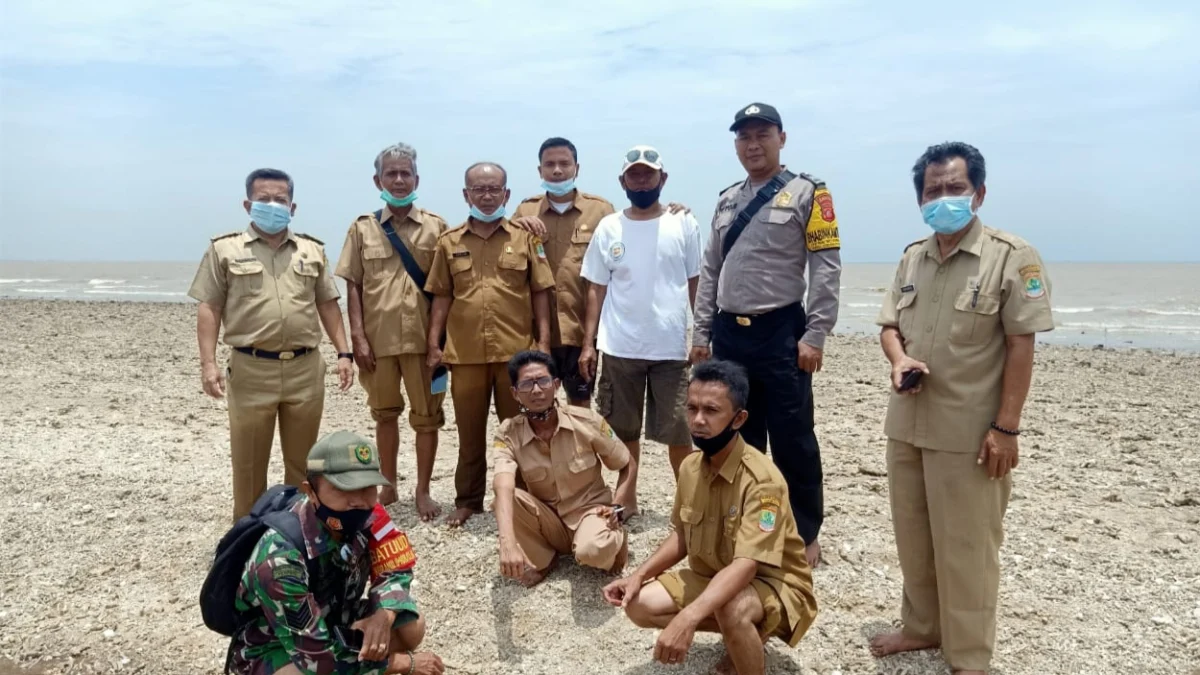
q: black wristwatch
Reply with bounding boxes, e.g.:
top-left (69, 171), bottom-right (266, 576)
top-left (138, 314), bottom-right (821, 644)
top-left (337, 352), bottom-right (354, 361)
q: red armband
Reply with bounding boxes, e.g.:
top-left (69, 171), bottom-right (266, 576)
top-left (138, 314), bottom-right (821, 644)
top-left (368, 504), bottom-right (417, 579)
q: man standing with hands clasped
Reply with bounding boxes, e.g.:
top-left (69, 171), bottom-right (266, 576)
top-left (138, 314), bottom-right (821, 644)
top-left (870, 141), bottom-right (1053, 674)
top-left (691, 103), bottom-right (842, 568)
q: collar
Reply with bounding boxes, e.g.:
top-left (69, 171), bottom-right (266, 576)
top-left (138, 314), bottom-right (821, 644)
top-left (741, 164), bottom-right (789, 193)
top-left (244, 224), bottom-right (297, 245)
top-left (464, 217), bottom-right (513, 239)
top-left (922, 218), bottom-right (984, 261)
top-left (295, 495), bottom-right (338, 559)
top-left (537, 192), bottom-right (578, 215)
top-left (381, 206), bottom-right (423, 228)
top-left (704, 435), bottom-right (747, 484)
top-left (511, 406), bottom-right (574, 448)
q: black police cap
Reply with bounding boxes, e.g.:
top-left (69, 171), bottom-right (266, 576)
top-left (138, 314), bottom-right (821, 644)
top-left (730, 102), bottom-right (783, 132)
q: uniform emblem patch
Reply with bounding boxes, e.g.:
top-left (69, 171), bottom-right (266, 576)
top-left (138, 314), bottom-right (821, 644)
top-left (758, 495), bottom-right (781, 533)
top-left (745, 105), bottom-right (760, 114)
top-left (610, 242), bottom-right (625, 262)
top-left (600, 419), bottom-right (616, 439)
top-left (774, 191), bottom-right (792, 207)
top-left (805, 188), bottom-right (840, 252)
top-left (1020, 265), bottom-right (1045, 299)
top-left (536, 242), bottom-right (546, 259)
top-left (354, 444), bottom-right (372, 464)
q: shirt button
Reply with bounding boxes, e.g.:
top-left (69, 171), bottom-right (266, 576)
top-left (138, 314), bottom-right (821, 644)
top-left (926, 325), bottom-right (933, 333)
top-left (932, 295), bottom-right (940, 303)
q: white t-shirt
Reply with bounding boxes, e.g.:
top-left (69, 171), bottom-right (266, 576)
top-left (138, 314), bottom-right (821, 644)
top-left (581, 210), bottom-right (702, 360)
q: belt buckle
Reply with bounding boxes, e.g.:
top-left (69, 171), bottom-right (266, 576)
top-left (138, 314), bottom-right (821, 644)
top-left (278, 351), bottom-right (295, 361)
top-left (736, 316), bottom-right (752, 326)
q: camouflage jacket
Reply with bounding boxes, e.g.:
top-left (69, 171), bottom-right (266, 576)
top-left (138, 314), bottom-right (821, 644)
top-left (228, 498), bottom-right (419, 675)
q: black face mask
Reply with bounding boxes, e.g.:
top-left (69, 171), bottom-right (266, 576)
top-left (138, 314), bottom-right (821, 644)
top-left (625, 186), bottom-right (662, 209)
top-left (692, 414), bottom-right (742, 457)
top-left (314, 499), bottom-right (373, 536)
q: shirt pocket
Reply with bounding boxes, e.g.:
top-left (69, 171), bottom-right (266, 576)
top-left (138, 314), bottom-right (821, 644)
top-left (678, 505), bottom-right (705, 551)
top-left (362, 245), bottom-right (397, 279)
top-left (292, 259), bottom-right (320, 292)
top-left (448, 254), bottom-right (475, 293)
top-left (896, 290), bottom-right (918, 338)
top-left (568, 449), bottom-right (598, 474)
top-left (568, 228), bottom-right (594, 262)
top-left (950, 291), bottom-right (1001, 344)
top-left (520, 466), bottom-right (555, 497)
top-left (227, 259), bottom-right (264, 297)
top-left (497, 251), bottom-right (529, 287)
top-left (764, 206), bottom-right (801, 250)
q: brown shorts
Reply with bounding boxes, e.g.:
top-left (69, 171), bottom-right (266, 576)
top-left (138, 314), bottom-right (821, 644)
top-left (358, 354), bottom-right (446, 432)
top-left (595, 354), bottom-right (690, 445)
top-left (658, 568), bottom-right (788, 642)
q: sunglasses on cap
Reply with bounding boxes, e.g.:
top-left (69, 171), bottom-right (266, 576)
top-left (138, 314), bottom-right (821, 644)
top-left (625, 148), bottom-right (660, 164)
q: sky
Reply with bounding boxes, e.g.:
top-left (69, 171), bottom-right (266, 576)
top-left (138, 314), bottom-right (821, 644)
top-left (1, 0), bottom-right (1198, 264)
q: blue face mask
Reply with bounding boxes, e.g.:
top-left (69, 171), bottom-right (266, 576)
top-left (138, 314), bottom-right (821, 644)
top-left (921, 194), bottom-right (976, 235)
top-left (541, 178), bottom-right (575, 197)
top-left (469, 205), bottom-right (506, 222)
top-left (249, 201), bottom-right (292, 234)
top-left (380, 189), bottom-right (417, 208)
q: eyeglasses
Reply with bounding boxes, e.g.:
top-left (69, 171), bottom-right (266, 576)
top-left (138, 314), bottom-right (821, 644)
top-left (515, 376), bottom-right (554, 393)
top-left (625, 148), bottom-right (660, 164)
top-left (467, 186), bottom-right (506, 197)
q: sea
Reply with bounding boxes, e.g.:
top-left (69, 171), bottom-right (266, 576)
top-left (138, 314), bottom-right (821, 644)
top-left (1, 261), bottom-right (1198, 352)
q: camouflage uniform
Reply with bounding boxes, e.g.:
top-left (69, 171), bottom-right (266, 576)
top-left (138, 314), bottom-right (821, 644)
top-left (229, 498), bottom-right (419, 675)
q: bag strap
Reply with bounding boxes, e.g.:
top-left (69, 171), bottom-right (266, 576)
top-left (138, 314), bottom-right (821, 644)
top-left (374, 210), bottom-right (433, 302)
top-left (721, 170), bottom-right (797, 258)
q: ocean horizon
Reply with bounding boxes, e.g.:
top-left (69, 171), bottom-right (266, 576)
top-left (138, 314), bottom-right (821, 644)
top-left (3, 260), bottom-right (1198, 352)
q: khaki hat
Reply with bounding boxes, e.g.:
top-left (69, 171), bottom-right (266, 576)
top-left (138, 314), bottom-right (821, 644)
top-left (305, 430), bottom-right (390, 491)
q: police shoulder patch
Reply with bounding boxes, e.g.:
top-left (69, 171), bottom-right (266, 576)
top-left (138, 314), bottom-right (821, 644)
top-left (295, 232), bottom-right (325, 246)
top-left (796, 172), bottom-right (827, 189)
top-left (211, 231), bottom-right (242, 242)
top-left (804, 187), bottom-right (840, 252)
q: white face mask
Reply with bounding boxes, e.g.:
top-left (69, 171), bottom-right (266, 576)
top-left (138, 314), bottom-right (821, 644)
top-left (549, 200), bottom-right (573, 214)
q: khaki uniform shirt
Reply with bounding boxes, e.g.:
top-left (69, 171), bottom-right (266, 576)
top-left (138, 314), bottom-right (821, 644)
top-left (493, 406), bottom-right (630, 529)
top-left (424, 219), bottom-right (556, 365)
top-left (672, 436), bottom-right (817, 648)
top-left (188, 226), bottom-right (339, 351)
top-left (333, 207), bottom-right (448, 357)
top-left (694, 170), bottom-right (842, 349)
top-left (512, 192), bottom-right (615, 347)
top-left (876, 220), bottom-right (1054, 453)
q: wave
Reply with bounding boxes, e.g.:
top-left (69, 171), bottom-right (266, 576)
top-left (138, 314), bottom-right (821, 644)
top-left (1054, 307), bottom-right (1094, 314)
top-left (846, 302), bottom-right (882, 308)
top-left (0, 278), bottom-right (60, 284)
top-left (13, 288), bottom-right (67, 293)
top-left (83, 289), bottom-right (186, 297)
top-left (1058, 321), bottom-right (1200, 335)
top-left (89, 284), bottom-right (158, 290)
top-left (1139, 308), bottom-right (1200, 317)
top-left (88, 278), bottom-right (126, 285)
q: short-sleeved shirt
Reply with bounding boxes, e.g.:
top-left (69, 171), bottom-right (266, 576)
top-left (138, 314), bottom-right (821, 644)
top-left (230, 498), bottom-right (418, 675)
top-left (512, 192), bottom-right (616, 347)
top-left (493, 405), bottom-right (630, 529)
top-left (333, 207), bottom-right (448, 357)
top-left (581, 210), bottom-right (702, 360)
top-left (424, 219), bottom-right (556, 365)
top-left (188, 226), bottom-right (340, 352)
top-left (671, 436), bottom-right (818, 648)
top-left (693, 171), bottom-right (842, 349)
top-left (875, 220), bottom-right (1054, 453)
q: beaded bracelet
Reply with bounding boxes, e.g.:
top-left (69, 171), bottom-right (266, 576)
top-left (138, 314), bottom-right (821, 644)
top-left (990, 421), bottom-right (1020, 436)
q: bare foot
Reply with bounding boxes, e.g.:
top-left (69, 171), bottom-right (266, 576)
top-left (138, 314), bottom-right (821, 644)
top-left (805, 539), bottom-right (822, 569)
top-left (869, 630), bottom-right (939, 658)
top-left (712, 652), bottom-right (736, 675)
top-left (519, 557), bottom-right (557, 588)
top-left (415, 490), bottom-right (441, 522)
top-left (379, 485), bottom-right (399, 506)
top-left (445, 506), bottom-right (476, 528)
top-left (609, 536), bottom-right (629, 575)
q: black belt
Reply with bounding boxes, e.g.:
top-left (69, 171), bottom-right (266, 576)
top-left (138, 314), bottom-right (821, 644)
top-left (718, 302), bottom-right (807, 338)
top-left (234, 346), bottom-right (314, 360)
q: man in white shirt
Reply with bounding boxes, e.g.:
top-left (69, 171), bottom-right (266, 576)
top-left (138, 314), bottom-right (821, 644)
top-left (579, 145), bottom-right (702, 514)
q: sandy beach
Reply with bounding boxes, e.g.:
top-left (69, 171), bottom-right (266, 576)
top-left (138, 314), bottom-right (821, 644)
top-left (0, 298), bottom-right (1197, 675)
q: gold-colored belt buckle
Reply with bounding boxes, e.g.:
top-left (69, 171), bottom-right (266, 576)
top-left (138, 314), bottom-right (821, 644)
top-left (736, 316), bottom-right (752, 326)
top-left (278, 351), bottom-right (295, 360)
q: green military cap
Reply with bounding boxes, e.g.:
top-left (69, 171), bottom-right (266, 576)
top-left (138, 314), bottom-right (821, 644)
top-left (306, 430), bottom-right (390, 491)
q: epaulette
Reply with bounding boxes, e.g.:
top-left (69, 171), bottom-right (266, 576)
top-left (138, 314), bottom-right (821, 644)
top-left (520, 195), bottom-right (542, 203)
top-left (296, 233), bottom-right (324, 246)
top-left (985, 227), bottom-right (1028, 250)
top-left (903, 239), bottom-right (925, 253)
top-left (438, 223), bottom-right (467, 240)
top-left (719, 180), bottom-right (742, 195)
top-left (210, 231), bottom-right (242, 242)
top-left (796, 172), bottom-right (826, 189)
top-left (741, 447), bottom-right (774, 482)
top-left (355, 212), bottom-right (378, 223)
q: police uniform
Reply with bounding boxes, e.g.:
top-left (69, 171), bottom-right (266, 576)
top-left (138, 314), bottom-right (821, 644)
top-left (692, 104), bottom-right (842, 547)
top-left (512, 191), bottom-right (615, 400)
top-left (875, 219), bottom-right (1053, 671)
top-left (493, 406), bottom-right (631, 571)
top-left (658, 436), bottom-right (818, 647)
top-left (424, 219), bottom-right (556, 512)
top-left (229, 432), bottom-right (420, 675)
top-left (334, 207), bottom-right (448, 430)
top-left (189, 226), bottom-right (340, 521)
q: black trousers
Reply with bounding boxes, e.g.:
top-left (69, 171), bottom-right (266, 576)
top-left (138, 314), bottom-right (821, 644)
top-left (712, 303), bottom-right (824, 544)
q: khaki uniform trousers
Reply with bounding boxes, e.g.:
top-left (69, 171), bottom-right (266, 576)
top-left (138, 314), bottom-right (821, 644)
top-left (512, 489), bottom-right (625, 571)
top-left (887, 439), bottom-right (1012, 672)
top-left (450, 363), bottom-right (520, 511)
top-left (226, 350), bottom-right (326, 521)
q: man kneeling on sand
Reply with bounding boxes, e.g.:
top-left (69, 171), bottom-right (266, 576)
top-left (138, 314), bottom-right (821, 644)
top-left (492, 350), bottom-right (638, 586)
top-left (602, 360), bottom-right (817, 674)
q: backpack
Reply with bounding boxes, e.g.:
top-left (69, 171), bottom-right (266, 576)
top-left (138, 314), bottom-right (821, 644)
top-left (199, 484), bottom-right (316, 636)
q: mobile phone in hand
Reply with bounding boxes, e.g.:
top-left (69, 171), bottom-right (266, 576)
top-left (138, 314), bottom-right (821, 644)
top-left (332, 625), bottom-right (362, 653)
top-left (430, 366), bottom-right (448, 395)
top-left (898, 369), bottom-right (923, 392)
